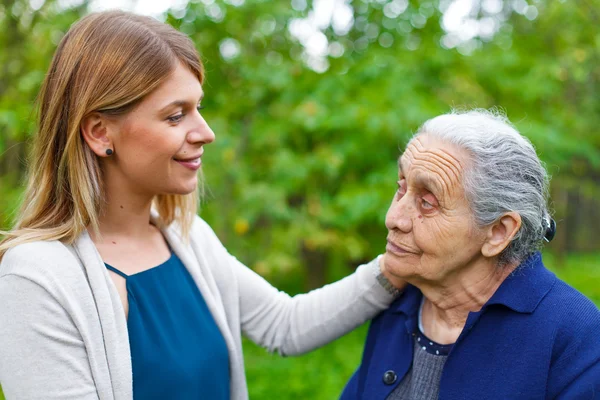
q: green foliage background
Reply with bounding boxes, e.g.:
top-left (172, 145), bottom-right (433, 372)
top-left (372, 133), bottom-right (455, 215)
top-left (0, 0), bottom-right (599, 398)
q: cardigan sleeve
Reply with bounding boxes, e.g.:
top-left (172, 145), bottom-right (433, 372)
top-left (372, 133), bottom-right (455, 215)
top-left (234, 256), bottom-right (397, 356)
top-left (192, 217), bottom-right (400, 356)
top-left (0, 274), bottom-right (99, 400)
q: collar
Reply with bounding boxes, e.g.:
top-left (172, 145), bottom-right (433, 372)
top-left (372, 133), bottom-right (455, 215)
top-left (485, 252), bottom-right (556, 313)
top-left (389, 252), bottom-right (556, 316)
top-left (390, 284), bottom-right (423, 316)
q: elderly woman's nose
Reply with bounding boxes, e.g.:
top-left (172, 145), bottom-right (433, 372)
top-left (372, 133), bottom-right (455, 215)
top-left (385, 196), bottom-right (414, 232)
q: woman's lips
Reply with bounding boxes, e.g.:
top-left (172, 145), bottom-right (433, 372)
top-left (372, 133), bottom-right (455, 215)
top-left (386, 240), bottom-right (413, 256)
top-left (174, 157), bottom-right (201, 171)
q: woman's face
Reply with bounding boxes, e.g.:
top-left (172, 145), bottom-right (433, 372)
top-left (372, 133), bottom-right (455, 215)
top-left (105, 62), bottom-right (214, 197)
top-left (384, 134), bottom-right (487, 284)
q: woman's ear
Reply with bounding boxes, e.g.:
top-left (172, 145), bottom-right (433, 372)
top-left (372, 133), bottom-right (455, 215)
top-left (482, 212), bottom-right (522, 258)
top-left (81, 112), bottom-right (113, 157)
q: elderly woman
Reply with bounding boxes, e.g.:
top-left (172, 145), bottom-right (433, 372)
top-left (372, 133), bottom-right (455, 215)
top-left (341, 110), bottom-right (600, 399)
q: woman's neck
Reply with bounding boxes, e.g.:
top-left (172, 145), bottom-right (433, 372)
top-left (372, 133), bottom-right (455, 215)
top-left (92, 177), bottom-right (156, 242)
top-left (419, 261), bottom-right (517, 344)
top-left (88, 175), bottom-right (171, 274)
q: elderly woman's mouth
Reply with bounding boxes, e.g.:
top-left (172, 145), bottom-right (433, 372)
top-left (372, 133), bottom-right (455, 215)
top-left (386, 240), bottom-right (415, 255)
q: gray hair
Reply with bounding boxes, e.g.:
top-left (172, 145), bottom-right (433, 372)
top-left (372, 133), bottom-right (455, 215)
top-left (412, 109), bottom-right (551, 266)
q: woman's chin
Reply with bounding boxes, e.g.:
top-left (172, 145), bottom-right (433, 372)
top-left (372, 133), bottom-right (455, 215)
top-left (383, 251), bottom-right (415, 277)
top-left (162, 182), bottom-right (198, 196)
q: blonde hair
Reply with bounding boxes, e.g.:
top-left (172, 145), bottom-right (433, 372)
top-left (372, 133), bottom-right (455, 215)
top-left (0, 11), bottom-right (204, 260)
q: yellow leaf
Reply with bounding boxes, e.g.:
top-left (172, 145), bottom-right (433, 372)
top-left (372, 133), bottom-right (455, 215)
top-left (223, 148), bottom-right (235, 163)
top-left (234, 218), bottom-right (249, 235)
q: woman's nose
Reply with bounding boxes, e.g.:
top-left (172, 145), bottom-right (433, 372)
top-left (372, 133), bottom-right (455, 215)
top-left (385, 194), bottom-right (413, 233)
top-left (188, 113), bottom-right (215, 144)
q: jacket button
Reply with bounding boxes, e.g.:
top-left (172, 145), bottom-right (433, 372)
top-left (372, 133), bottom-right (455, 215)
top-left (382, 370), bottom-right (397, 385)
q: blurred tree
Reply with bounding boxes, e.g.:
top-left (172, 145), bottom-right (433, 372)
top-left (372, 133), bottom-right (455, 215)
top-left (178, 0), bottom-right (599, 286)
top-left (0, 0), bottom-right (87, 226)
top-left (0, 0), bottom-right (598, 288)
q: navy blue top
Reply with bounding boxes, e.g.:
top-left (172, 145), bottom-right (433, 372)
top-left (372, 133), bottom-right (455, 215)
top-left (105, 252), bottom-right (230, 400)
top-left (414, 328), bottom-right (452, 356)
top-left (341, 252), bottom-right (600, 399)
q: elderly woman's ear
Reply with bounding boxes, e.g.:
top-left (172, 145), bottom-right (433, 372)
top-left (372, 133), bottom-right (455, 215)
top-left (481, 212), bottom-right (522, 258)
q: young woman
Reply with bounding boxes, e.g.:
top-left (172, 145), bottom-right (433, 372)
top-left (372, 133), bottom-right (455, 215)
top-left (0, 11), bottom-right (404, 400)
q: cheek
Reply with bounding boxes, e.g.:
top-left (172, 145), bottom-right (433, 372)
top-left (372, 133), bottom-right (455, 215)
top-left (127, 124), bottom-right (160, 147)
top-left (121, 123), bottom-right (180, 159)
top-left (418, 215), bottom-right (484, 259)
top-left (414, 215), bottom-right (457, 250)
top-left (116, 128), bottom-right (179, 182)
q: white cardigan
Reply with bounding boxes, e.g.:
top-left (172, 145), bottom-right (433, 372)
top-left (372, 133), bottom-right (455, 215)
top-left (0, 215), bottom-right (395, 400)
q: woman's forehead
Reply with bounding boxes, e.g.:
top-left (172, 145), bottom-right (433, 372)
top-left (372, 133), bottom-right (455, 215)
top-left (398, 135), bottom-right (467, 193)
top-left (399, 135), bottom-right (466, 173)
top-left (149, 63), bottom-right (203, 107)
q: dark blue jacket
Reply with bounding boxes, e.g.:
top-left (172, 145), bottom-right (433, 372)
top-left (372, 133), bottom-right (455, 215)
top-left (341, 253), bottom-right (600, 399)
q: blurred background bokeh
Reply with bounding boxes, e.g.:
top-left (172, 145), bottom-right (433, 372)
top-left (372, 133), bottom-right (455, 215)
top-left (0, 0), bottom-right (598, 398)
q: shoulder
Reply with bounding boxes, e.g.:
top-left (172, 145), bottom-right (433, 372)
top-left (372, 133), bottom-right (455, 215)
top-left (0, 240), bottom-right (82, 290)
top-left (536, 279), bottom-right (600, 394)
top-left (507, 255), bottom-right (600, 338)
top-left (532, 277), bottom-right (600, 384)
top-left (189, 216), bottom-right (227, 252)
top-left (191, 215), bottom-right (212, 232)
top-left (527, 276), bottom-right (600, 348)
top-left (539, 278), bottom-right (600, 328)
top-left (191, 215), bottom-right (218, 237)
top-left (1, 240), bottom-right (75, 270)
top-left (540, 278), bottom-right (600, 346)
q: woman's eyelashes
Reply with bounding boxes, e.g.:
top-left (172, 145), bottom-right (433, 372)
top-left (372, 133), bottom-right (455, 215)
top-left (167, 112), bottom-right (184, 123)
top-left (396, 180), bottom-right (407, 199)
top-left (419, 198), bottom-right (434, 211)
top-left (419, 194), bottom-right (438, 212)
top-left (166, 104), bottom-right (204, 124)
top-left (396, 179), bottom-right (438, 212)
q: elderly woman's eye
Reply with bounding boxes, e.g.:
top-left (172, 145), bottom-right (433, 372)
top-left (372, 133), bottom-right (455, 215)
top-left (420, 198), bottom-right (435, 211)
top-left (396, 180), bottom-right (406, 198)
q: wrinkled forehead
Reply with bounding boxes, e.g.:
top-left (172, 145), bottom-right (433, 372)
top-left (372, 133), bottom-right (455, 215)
top-left (398, 134), bottom-right (468, 193)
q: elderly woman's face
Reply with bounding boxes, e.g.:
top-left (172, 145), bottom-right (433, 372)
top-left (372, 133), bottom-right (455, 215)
top-left (384, 134), bottom-right (487, 283)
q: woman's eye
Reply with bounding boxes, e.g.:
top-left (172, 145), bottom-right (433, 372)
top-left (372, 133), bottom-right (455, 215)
top-left (396, 180), bottom-right (406, 198)
top-left (419, 195), bottom-right (439, 212)
top-left (167, 113), bottom-right (184, 123)
top-left (421, 198), bottom-right (433, 209)
top-left (197, 105), bottom-right (205, 112)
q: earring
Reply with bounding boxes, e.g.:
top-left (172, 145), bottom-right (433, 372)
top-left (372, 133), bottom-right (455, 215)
top-left (543, 217), bottom-right (556, 242)
top-left (106, 149), bottom-right (114, 156)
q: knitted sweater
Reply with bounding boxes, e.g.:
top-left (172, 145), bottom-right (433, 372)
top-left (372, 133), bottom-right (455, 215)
top-left (341, 253), bottom-right (600, 399)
